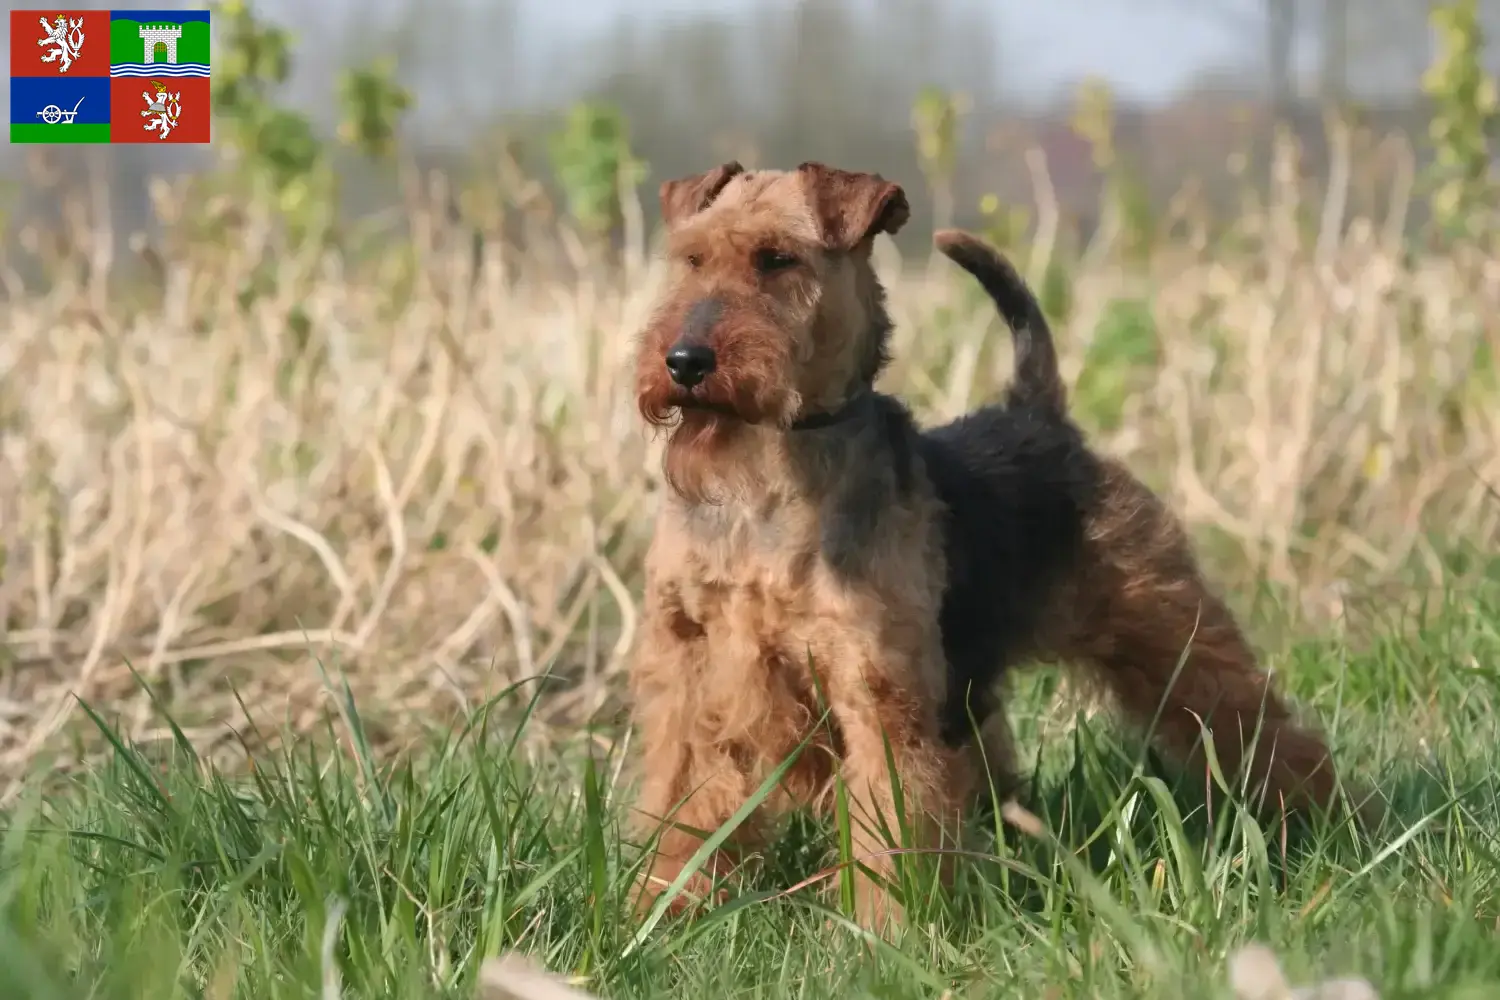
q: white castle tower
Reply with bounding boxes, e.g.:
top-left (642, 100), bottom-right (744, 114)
top-left (139, 24), bottom-right (182, 65)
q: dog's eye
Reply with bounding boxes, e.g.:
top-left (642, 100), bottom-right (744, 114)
top-left (754, 249), bottom-right (800, 274)
top-left (685, 253), bottom-right (704, 269)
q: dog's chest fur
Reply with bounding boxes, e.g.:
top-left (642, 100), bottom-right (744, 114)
top-left (664, 401), bottom-right (941, 636)
top-left (669, 487), bottom-right (834, 636)
top-left (652, 430), bottom-right (947, 783)
top-left (648, 404), bottom-right (950, 769)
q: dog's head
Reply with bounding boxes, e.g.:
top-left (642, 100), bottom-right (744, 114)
top-left (635, 162), bottom-right (908, 499)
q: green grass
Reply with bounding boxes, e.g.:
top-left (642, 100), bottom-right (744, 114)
top-left (2, 580), bottom-right (1499, 999)
top-left (9, 123), bottom-right (111, 144)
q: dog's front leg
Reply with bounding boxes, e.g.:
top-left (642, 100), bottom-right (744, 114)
top-left (627, 569), bottom-right (761, 919)
top-left (815, 621), bottom-right (967, 933)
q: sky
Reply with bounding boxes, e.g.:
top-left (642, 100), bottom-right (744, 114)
top-left (513, 0), bottom-right (1263, 103)
top-left (252, 0), bottom-right (1292, 113)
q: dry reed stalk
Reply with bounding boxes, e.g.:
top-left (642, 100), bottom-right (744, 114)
top-left (0, 144), bottom-right (1495, 791)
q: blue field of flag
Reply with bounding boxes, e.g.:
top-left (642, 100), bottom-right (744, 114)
top-left (109, 9), bottom-right (211, 22)
top-left (10, 76), bottom-right (111, 127)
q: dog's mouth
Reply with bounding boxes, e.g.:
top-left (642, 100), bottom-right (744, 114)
top-left (638, 368), bottom-right (779, 427)
top-left (666, 386), bottom-right (755, 421)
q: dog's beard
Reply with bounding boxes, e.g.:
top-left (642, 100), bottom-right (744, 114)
top-left (636, 368), bottom-right (794, 504)
top-left (637, 370), bottom-right (784, 429)
top-left (650, 405), bottom-right (745, 505)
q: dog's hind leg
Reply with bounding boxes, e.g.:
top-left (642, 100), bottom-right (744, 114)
top-left (1060, 460), bottom-right (1345, 817)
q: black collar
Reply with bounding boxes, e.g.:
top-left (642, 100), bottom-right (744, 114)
top-left (789, 389), bottom-right (871, 431)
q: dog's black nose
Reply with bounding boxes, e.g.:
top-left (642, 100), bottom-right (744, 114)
top-left (665, 344), bottom-right (716, 388)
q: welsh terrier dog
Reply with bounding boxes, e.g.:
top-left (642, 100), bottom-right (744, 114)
top-left (626, 161), bottom-right (1350, 931)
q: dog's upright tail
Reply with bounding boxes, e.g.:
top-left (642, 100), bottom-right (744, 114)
top-left (933, 229), bottom-right (1066, 416)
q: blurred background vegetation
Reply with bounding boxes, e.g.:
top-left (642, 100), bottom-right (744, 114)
top-left (5, 0), bottom-right (1500, 261)
top-left (1, 0), bottom-right (1498, 773)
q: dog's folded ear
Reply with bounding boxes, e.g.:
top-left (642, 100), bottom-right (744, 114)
top-left (659, 162), bottom-right (745, 228)
top-left (797, 162), bottom-right (910, 252)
